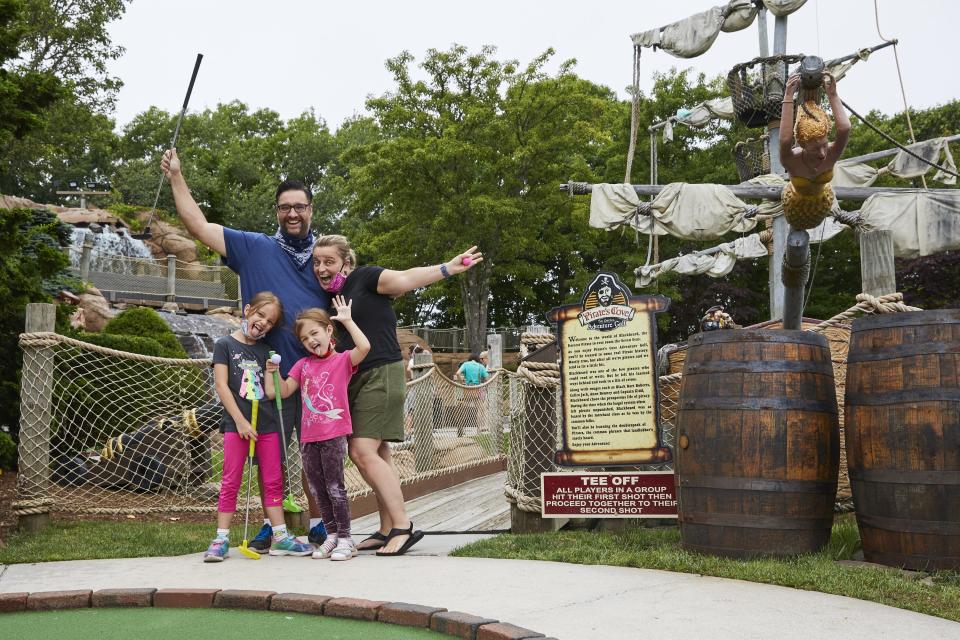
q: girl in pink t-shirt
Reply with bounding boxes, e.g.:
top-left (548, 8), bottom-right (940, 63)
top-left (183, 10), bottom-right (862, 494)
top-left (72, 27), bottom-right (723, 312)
top-left (266, 295), bottom-right (370, 561)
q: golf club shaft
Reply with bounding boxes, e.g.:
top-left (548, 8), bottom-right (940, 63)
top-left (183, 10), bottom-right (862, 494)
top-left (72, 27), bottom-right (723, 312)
top-left (269, 352), bottom-right (297, 494)
top-left (144, 53), bottom-right (204, 231)
top-left (241, 447), bottom-right (255, 542)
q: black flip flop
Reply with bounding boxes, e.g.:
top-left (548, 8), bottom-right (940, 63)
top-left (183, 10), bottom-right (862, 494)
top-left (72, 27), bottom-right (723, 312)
top-left (356, 531), bottom-right (388, 551)
top-left (376, 523), bottom-right (425, 557)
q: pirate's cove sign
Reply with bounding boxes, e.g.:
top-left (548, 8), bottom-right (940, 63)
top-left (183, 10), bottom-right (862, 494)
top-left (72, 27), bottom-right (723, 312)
top-left (548, 271), bottom-right (671, 466)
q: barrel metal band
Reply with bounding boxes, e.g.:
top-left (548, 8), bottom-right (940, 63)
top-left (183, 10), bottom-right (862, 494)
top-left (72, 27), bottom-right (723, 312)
top-left (858, 512), bottom-right (960, 535)
top-left (847, 341), bottom-right (960, 362)
top-left (683, 360), bottom-right (835, 376)
top-left (848, 468), bottom-right (960, 485)
top-left (681, 397), bottom-right (838, 413)
top-left (679, 511), bottom-right (833, 530)
top-left (680, 475), bottom-right (837, 494)
top-left (846, 388), bottom-right (960, 406)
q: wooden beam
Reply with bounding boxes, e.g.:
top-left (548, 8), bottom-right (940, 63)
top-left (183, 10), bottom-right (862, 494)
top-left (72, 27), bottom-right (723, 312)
top-left (560, 183), bottom-right (956, 202)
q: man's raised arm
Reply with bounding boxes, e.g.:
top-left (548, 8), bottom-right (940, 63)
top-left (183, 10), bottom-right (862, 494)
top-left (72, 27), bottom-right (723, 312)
top-left (160, 148), bottom-right (227, 257)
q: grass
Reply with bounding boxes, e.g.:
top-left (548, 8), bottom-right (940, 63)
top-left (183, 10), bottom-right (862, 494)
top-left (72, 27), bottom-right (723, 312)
top-left (451, 517), bottom-right (960, 623)
top-left (0, 521), bottom-right (275, 564)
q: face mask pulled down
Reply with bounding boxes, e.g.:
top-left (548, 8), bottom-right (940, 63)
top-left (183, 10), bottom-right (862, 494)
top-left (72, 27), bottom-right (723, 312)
top-left (322, 271), bottom-right (347, 294)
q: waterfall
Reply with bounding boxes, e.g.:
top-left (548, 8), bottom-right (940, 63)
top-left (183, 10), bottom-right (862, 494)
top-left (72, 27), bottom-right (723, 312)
top-left (69, 227), bottom-right (154, 273)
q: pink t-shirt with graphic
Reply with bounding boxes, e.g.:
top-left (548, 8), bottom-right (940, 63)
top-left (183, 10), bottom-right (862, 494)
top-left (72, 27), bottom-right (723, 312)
top-left (287, 350), bottom-right (358, 443)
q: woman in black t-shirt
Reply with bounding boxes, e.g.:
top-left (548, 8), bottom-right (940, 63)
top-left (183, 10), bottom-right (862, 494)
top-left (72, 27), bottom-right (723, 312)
top-left (312, 234), bottom-right (481, 556)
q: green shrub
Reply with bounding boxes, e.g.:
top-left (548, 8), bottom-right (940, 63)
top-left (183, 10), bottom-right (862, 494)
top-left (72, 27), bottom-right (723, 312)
top-left (0, 430), bottom-right (16, 470)
top-left (104, 307), bottom-right (187, 358)
top-left (76, 332), bottom-right (164, 357)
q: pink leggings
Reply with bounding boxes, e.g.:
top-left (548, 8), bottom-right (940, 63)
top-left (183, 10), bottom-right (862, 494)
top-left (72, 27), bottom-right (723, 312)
top-left (218, 431), bottom-right (283, 513)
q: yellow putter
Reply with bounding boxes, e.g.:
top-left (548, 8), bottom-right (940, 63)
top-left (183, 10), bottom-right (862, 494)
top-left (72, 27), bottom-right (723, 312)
top-left (237, 393), bottom-right (261, 560)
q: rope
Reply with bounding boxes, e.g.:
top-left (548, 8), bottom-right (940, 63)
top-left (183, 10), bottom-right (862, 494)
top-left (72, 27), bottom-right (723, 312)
top-left (19, 331), bottom-right (211, 366)
top-left (840, 100), bottom-right (959, 179)
top-left (873, 0), bottom-right (925, 187)
top-left (624, 46), bottom-right (642, 183)
top-left (504, 483), bottom-right (542, 513)
top-left (808, 292), bottom-right (922, 333)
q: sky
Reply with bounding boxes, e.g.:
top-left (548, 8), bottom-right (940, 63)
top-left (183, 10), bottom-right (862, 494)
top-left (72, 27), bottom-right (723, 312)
top-left (107, 0), bottom-right (957, 133)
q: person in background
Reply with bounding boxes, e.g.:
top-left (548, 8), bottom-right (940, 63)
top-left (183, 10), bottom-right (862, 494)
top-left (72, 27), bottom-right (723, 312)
top-left (456, 353), bottom-right (489, 386)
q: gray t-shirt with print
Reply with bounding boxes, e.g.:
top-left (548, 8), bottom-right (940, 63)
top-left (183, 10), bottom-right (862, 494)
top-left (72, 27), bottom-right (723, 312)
top-left (212, 335), bottom-right (279, 434)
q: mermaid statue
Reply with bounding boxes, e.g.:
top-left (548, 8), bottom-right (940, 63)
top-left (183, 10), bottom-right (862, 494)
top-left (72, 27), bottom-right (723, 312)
top-left (779, 70), bottom-right (851, 230)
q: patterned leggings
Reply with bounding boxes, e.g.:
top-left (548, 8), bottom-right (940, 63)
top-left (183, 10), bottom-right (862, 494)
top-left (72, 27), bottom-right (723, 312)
top-left (301, 437), bottom-right (351, 537)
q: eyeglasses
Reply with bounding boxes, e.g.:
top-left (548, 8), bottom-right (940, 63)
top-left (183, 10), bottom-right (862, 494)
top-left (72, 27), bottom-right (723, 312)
top-left (276, 203), bottom-right (311, 214)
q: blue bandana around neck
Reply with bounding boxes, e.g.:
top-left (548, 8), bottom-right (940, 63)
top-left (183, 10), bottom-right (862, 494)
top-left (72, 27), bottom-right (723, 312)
top-left (272, 228), bottom-right (315, 268)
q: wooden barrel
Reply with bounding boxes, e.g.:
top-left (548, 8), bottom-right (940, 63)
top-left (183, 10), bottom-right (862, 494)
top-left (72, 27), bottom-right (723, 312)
top-left (676, 329), bottom-right (839, 558)
top-left (845, 310), bottom-right (960, 570)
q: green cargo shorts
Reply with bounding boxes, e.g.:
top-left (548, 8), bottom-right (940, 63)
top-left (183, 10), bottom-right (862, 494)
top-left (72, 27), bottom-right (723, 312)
top-left (348, 360), bottom-right (406, 442)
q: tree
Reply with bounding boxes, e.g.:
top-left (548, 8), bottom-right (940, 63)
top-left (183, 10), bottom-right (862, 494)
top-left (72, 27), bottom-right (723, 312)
top-left (0, 206), bottom-right (73, 436)
top-left (0, 0), bottom-right (62, 151)
top-left (342, 45), bottom-right (621, 351)
top-left (14, 0), bottom-right (129, 110)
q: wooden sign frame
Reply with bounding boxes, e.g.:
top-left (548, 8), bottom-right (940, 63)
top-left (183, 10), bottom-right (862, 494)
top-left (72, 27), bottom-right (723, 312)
top-left (547, 271), bottom-right (671, 466)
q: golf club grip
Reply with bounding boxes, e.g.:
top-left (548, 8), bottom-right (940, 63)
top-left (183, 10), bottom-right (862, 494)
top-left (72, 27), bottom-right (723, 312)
top-left (169, 53), bottom-right (203, 150)
top-left (181, 54), bottom-right (203, 111)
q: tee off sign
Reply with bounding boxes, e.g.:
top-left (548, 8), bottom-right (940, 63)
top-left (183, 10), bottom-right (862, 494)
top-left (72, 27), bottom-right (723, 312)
top-left (541, 471), bottom-right (677, 518)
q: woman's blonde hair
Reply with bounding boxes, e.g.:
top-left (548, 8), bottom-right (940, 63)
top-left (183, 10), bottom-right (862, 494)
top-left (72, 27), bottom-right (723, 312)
top-left (794, 100), bottom-right (831, 144)
top-left (246, 291), bottom-right (283, 323)
top-left (294, 308), bottom-right (333, 339)
top-left (314, 234), bottom-right (357, 268)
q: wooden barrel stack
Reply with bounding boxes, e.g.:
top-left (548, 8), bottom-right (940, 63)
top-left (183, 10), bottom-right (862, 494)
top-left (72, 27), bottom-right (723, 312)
top-left (676, 329), bottom-right (840, 558)
top-left (845, 310), bottom-right (960, 570)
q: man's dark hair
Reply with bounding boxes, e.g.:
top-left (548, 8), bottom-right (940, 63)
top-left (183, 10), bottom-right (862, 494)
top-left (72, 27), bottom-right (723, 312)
top-left (275, 179), bottom-right (312, 203)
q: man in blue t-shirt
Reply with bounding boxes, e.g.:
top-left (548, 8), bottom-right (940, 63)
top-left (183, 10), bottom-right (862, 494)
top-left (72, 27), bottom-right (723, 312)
top-left (162, 148), bottom-right (329, 550)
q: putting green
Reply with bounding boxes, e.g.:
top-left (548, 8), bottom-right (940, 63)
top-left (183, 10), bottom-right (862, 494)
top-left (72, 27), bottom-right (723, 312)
top-left (3, 607), bottom-right (448, 639)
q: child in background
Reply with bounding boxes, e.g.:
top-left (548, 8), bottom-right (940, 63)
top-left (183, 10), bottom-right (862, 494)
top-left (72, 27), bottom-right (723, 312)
top-left (204, 291), bottom-right (313, 562)
top-left (267, 295), bottom-right (370, 561)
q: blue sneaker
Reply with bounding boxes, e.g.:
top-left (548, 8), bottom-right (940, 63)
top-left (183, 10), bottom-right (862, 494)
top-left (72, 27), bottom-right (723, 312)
top-left (269, 536), bottom-right (314, 557)
top-left (308, 522), bottom-right (328, 545)
top-left (248, 523), bottom-right (272, 553)
top-left (203, 538), bottom-right (229, 562)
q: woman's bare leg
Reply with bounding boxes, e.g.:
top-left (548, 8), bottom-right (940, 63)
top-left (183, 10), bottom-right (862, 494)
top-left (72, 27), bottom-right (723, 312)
top-left (349, 437), bottom-right (410, 550)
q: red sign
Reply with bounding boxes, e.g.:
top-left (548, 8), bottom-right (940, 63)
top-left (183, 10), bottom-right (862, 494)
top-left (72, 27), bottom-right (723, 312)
top-left (541, 472), bottom-right (677, 518)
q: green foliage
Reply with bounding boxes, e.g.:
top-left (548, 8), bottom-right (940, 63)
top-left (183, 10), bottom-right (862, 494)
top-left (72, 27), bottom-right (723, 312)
top-left (103, 307), bottom-right (187, 358)
top-left (0, 429), bottom-right (16, 469)
top-left (0, 0), bottom-right (63, 150)
top-left (0, 207), bottom-right (73, 436)
top-left (76, 331), bottom-right (164, 358)
top-left (342, 44), bottom-right (621, 351)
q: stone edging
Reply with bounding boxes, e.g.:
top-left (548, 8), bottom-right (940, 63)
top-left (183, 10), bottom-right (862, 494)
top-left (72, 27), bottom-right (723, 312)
top-left (0, 588), bottom-right (555, 640)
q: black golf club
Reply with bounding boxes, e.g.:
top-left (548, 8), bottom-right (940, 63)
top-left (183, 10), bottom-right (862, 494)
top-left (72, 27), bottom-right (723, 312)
top-left (133, 53), bottom-right (203, 240)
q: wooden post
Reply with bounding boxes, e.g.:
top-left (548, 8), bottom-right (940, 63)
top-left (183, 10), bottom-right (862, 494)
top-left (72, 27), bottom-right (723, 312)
top-left (16, 303), bottom-right (56, 531)
top-left (782, 228), bottom-right (810, 329)
top-left (510, 341), bottom-right (564, 534)
top-left (79, 233), bottom-right (94, 282)
top-left (860, 229), bottom-right (897, 297)
top-left (413, 353), bottom-right (436, 473)
top-left (768, 13), bottom-right (789, 321)
top-left (166, 254), bottom-right (177, 302)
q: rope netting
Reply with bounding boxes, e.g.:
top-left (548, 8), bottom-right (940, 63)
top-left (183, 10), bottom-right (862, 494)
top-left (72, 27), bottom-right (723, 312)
top-left (727, 54), bottom-right (803, 128)
top-left (15, 331), bottom-right (507, 517)
top-left (733, 134), bottom-right (770, 181)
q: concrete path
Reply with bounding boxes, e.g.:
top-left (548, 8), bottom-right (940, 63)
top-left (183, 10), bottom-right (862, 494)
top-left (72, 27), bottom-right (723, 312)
top-left (2, 535), bottom-right (959, 640)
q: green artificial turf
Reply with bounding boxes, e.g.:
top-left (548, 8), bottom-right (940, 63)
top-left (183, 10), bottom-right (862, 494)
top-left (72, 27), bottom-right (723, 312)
top-left (1, 607), bottom-right (446, 639)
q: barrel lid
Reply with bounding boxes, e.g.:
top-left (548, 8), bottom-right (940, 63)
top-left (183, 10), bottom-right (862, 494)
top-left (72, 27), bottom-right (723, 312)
top-left (851, 309), bottom-right (960, 332)
top-left (689, 328), bottom-right (828, 348)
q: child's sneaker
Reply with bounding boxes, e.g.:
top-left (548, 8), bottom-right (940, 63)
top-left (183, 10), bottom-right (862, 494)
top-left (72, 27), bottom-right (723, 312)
top-left (268, 536), bottom-right (313, 557)
top-left (248, 523), bottom-right (273, 554)
top-left (312, 536), bottom-right (338, 559)
top-left (308, 521), bottom-right (328, 545)
top-left (203, 538), bottom-right (229, 562)
top-left (330, 537), bottom-right (355, 561)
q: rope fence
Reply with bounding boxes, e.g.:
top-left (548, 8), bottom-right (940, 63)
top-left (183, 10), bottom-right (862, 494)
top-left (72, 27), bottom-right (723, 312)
top-left (14, 330), bottom-right (507, 518)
